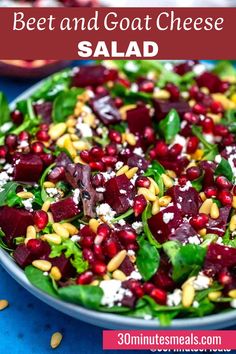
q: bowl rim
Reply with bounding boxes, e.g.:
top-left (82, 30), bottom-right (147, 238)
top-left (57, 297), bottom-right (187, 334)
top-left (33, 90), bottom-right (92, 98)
top-left (1, 67), bottom-right (236, 329)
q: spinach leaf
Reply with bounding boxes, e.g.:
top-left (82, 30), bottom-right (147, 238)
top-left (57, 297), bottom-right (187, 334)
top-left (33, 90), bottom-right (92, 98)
top-left (52, 88), bottom-right (84, 123)
top-left (172, 244), bottom-right (207, 283)
top-left (40, 162), bottom-right (56, 202)
top-left (213, 61), bottom-right (236, 79)
top-left (136, 237), bottom-right (160, 281)
top-left (142, 205), bottom-right (160, 248)
top-left (0, 92), bottom-right (10, 126)
top-left (0, 182), bottom-right (20, 207)
top-left (215, 158), bottom-right (233, 182)
top-left (191, 174), bottom-right (204, 192)
top-left (192, 125), bottom-right (219, 161)
top-left (25, 265), bottom-right (59, 298)
top-left (144, 161), bottom-right (165, 196)
top-left (110, 83), bottom-right (152, 104)
top-left (159, 109), bottom-right (180, 144)
top-left (222, 109), bottom-right (236, 133)
top-left (58, 285), bottom-right (103, 310)
top-left (163, 241), bottom-right (181, 264)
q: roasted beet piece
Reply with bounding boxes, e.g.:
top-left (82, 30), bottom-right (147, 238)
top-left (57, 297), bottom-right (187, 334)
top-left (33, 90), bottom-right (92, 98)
top-left (166, 185), bottom-right (200, 216)
top-left (169, 222), bottom-right (199, 244)
top-left (148, 206), bottom-right (183, 243)
top-left (65, 163), bottom-right (98, 218)
top-left (158, 155), bottom-right (189, 176)
top-left (51, 254), bottom-right (75, 278)
top-left (204, 243), bottom-right (236, 277)
top-left (196, 72), bottom-right (222, 93)
top-left (13, 153), bottom-right (43, 183)
top-left (104, 174), bottom-right (135, 214)
top-left (34, 101), bottom-right (52, 124)
top-left (90, 95), bottom-right (121, 125)
top-left (127, 154), bottom-right (149, 172)
top-left (50, 197), bottom-right (80, 222)
top-left (206, 206), bottom-right (231, 237)
top-left (14, 244), bottom-right (33, 268)
top-left (71, 65), bottom-right (110, 87)
top-left (0, 206), bottom-right (34, 247)
top-left (119, 256), bottom-right (135, 276)
top-left (154, 99), bottom-right (190, 121)
top-left (152, 268), bottom-right (175, 291)
top-left (126, 105), bottom-right (151, 134)
top-left (55, 152), bottom-right (72, 167)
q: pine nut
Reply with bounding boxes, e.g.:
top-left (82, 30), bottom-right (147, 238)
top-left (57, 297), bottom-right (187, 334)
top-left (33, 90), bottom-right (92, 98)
top-left (210, 203), bottom-right (220, 219)
top-left (107, 250), bottom-right (127, 272)
top-left (42, 200), bottom-right (51, 212)
top-left (119, 104), bottom-right (136, 120)
top-left (207, 113), bottom-right (221, 124)
top-left (83, 113), bottom-right (96, 127)
top-left (125, 167), bottom-right (138, 179)
top-left (116, 165), bottom-right (129, 176)
top-left (208, 291), bottom-right (222, 301)
top-left (42, 233), bottom-right (62, 245)
top-left (74, 156), bottom-right (86, 164)
top-left (153, 89), bottom-right (170, 100)
top-left (66, 118), bottom-right (76, 127)
top-left (17, 191), bottom-right (34, 199)
top-left (199, 198), bottom-right (213, 215)
top-left (181, 276), bottom-right (196, 289)
top-left (89, 219), bottom-right (100, 233)
top-left (49, 123), bottom-right (67, 140)
top-left (182, 284), bottom-right (195, 307)
top-left (0, 300), bottom-right (9, 311)
top-left (50, 266), bottom-right (62, 281)
top-left (161, 174), bottom-right (174, 188)
top-left (72, 141), bottom-right (89, 151)
top-left (199, 228), bottom-right (207, 237)
top-left (56, 134), bottom-right (70, 148)
top-left (47, 212), bottom-right (54, 224)
top-left (64, 136), bottom-right (77, 158)
top-left (32, 260), bottom-right (52, 272)
top-left (103, 274), bottom-right (111, 281)
top-left (70, 134), bottom-right (79, 141)
top-left (43, 181), bottom-right (55, 188)
top-left (232, 196), bottom-right (236, 209)
top-left (229, 215), bottom-right (236, 232)
top-left (152, 198), bottom-right (160, 215)
top-left (158, 196), bottom-right (172, 207)
top-left (61, 223), bottom-right (78, 235)
top-left (138, 188), bottom-right (156, 202)
top-left (228, 289), bottom-right (236, 299)
top-left (166, 170), bottom-right (177, 179)
top-left (191, 149), bottom-right (204, 160)
top-left (148, 178), bottom-right (160, 195)
top-left (50, 332), bottom-right (63, 349)
top-left (90, 280), bottom-right (99, 286)
top-left (125, 133), bottom-right (136, 146)
top-left (52, 223), bottom-right (70, 239)
top-left (199, 192), bottom-right (207, 202)
top-left (67, 127), bottom-right (76, 134)
top-left (112, 270), bottom-right (127, 281)
top-left (26, 225), bottom-right (36, 240)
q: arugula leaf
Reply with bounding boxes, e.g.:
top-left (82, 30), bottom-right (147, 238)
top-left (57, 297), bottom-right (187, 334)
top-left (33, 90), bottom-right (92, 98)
top-left (40, 162), bottom-right (56, 202)
top-left (50, 239), bottom-right (88, 274)
top-left (52, 88), bottom-right (84, 123)
top-left (159, 109), bottom-right (180, 144)
top-left (192, 125), bottom-right (219, 161)
top-left (25, 266), bottom-right (59, 298)
top-left (215, 158), bottom-right (233, 182)
top-left (58, 285), bottom-right (103, 310)
top-left (144, 161), bottom-right (165, 196)
top-left (0, 229), bottom-right (12, 252)
top-left (112, 208), bottom-right (134, 222)
top-left (0, 92), bottom-right (10, 126)
top-left (136, 237), bottom-right (160, 281)
top-left (142, 205), bottom-right (160, 248)
top-left (0, 182), bottom-right (20, 207)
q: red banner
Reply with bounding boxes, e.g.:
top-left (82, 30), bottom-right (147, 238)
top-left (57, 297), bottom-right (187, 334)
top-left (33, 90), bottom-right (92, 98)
top-left (103, 330), bottom-right (236, 350)
top-left (0, 7), bottom-right (235, 59)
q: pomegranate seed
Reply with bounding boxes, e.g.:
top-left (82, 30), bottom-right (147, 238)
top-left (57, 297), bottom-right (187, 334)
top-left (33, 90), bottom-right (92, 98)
top-left (184, 112), bottom-right (199, 124)
top-left (155, 141), bottom-right (168, 157)
top-left (186, 136), bottom-right (199, 154)
top-left (105, 68), bottom-right (118, 82)
top-left (169, 143), bottom-right (182, 157)
top-left (89, 161), bottom-right (106, 172)
top-left (150, 288), bottom-right (167, 305)
top-left (114, 97), bottom-right (123, 108)
top-left (133, 195), bottom-right (147, 217)
top-left (204, 186), bottom-right (218, 198)
top-left (27, 239), bottom-right (45, 256)
top-left (201, 117), bottom-right (214, 134)
top-left (118, 77), bottom-right (130, 88)
top-left (218, 270), bottom-right (232, 285)
top-left (186, 166), bottom-right (201, 181)
top-left (5, 134), bottom-right (18, 151)
top-left (80, 236), bottom-right (94, 248)
top-left (82, 248), bottom-right (94, 264)
top-left (80, 225), bottom-right (96, 238)
top-left (10, 110), bottom-right (23, 125)
top-left (213, 124), bottom-right (229, 137)
top-left (90, 146), bottom-right (104, 159)
top-left (0, 146), bottom-right (8, 159)
top-left (190, 213), bottom-right (209, 230)
top-left (135, 176), bottom-right (151, 189)
top-left (178, 175), bottom-right (188, 187)
top-left (104, 238), bottom-right (120, 258)
top-left (193, 103), bottom-right (207, 115)
top-left (215, 176), bottom-right (232, 190)
top-left (101, 155), bottom-right (117, 167)
top-left (143, 282), bottom-right (155, 295)
top-left (105, 143), bottom-right (117, 156)
top-left (127, 242), bottom-right (139, 252)
top-left (48, 166), bottom-right (65, 183)
top-left (76, 271), bottom-right (93, 285)
top-left (108, 130), bottom-right (122, 144)
top-left (218, 81), bottom-right (230, 93)
top-left (40, 153), bottom-right (54, 166)
top-left (97, 223), bottom-right (111, 239)
top-left (92, 261), bottom-right (107, 275)
top-left (144, 126), bottom-right (155, 144)
top-left (31, 141), bottom-right (44, 154)
top-left (217, 189), bottom-right (233, 206)
top-left (211, 101), bottom-right (224, 114)
top-left (189, 85), bottom-right (200, 99)
top-left (33, 210), bottom-right (48, 230)
top-left (36, 130), bottom-right (50, 142)
top-left (92, 173), bottom-right (105, 188)
top-left (118, 229), bottom-right (137, 244)
top-left (93, 244), bottom-right (105, 261)
top-left (80, 150), bottom-right (91, 163)
top-left (39, 123), bottom-right (49, 131)
top-left (166, 83), bottom-right (180, 100)
top-left (222, 134), bottom-right (235, 146)
top-left (233, 185), bottom-right (236, 195)
top-left (149, 149), bottom-right (156, 160)
top-left (139, 81), bottom-right (154, 93)
top-left (95, 86), bottom-right (108, 95)
top-left (18, 131), bottom-right (30, 141)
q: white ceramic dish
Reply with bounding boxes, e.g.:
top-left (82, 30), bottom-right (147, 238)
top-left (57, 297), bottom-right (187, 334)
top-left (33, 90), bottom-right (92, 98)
top-left (1, 73), bottom-right (236, 329)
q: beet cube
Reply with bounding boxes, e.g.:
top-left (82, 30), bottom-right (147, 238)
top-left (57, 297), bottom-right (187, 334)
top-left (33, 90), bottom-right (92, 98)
top-left (154, 99), bottom-right (190, 121)
top-left (119, 256), bottom-right (135, 276)
top-left (50, 197), bottom-right (80, 222)
top-left (204, 243), bottom-right (236, 277)
top-left (0, 206), bottom-right (34, 247)
top-left (71, 65), bottom-right (109, 87)
top-left (126, 105), bottom-right (151, 134)
top-left (158, 155), bottom-right (189, 176)
top-left (169, 221), bottom-right (199, 244)
top-left (14, 244), bottom-right (33, 268)
top-left (13, 153), bottom-right (43, 183)
top-left (34, 101), bottom-right (52, 124)
top-left (91, 95), bottom-right (121, 125)
top-left (148, 206), bottom-right (183, 244)
top-left (166, 185), bottom-right (200, 216)
top-left (206, 206), bottom-right (231, 237)
top-left (127, 154), bottom-right (149, 172)
top-left (55, 152), bottom-right (72, 167)
top-left (104, 175), bottom-right (135, 214)
top-left (51, 254), bottom-right (75, 278)
top-left (196, 72), bottom-right (222, 93)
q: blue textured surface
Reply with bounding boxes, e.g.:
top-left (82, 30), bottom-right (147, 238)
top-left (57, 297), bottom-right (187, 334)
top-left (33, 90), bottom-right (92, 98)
top-left (0, 64), bottom-right (235, 354)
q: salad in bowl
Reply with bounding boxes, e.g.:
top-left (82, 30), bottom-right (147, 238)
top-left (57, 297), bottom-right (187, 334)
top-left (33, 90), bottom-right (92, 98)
top-left (0, 60), bottom-right (236, 326)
